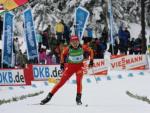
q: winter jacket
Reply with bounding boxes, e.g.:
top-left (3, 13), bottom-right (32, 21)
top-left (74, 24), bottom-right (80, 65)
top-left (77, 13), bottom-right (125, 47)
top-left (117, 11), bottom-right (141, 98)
top-left (39, 50), bottom-right (46, 63)
top-left (55, 22), bottom-right (64, 33)
top-left (46, 54), bottom-right (52, 65)
top-left (36, 33), bottom-right (43, 43)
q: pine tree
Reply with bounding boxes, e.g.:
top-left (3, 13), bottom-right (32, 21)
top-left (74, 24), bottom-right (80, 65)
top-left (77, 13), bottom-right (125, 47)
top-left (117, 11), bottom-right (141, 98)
top-left (10, 0), bottom-right (149, 36)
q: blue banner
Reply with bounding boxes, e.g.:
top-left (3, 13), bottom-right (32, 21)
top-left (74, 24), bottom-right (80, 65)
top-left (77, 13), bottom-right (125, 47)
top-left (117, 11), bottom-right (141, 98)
top-left (75, 6), bottom-right (89, 40)
top-left (23, 9), bottom-right (38, 60)
top-left (2, 12), bottom-right (14, 67)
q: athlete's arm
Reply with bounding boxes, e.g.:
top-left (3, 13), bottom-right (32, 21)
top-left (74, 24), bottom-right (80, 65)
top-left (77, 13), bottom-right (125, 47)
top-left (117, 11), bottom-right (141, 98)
top-left (60, 47), bottom-right (69, 64)
top-left (82, 45), bottom-right (94, 61)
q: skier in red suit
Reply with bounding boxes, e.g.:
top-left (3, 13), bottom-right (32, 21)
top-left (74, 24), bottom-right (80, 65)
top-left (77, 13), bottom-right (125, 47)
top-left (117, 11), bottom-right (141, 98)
top-left (40, 35), bottom-right (94, 105)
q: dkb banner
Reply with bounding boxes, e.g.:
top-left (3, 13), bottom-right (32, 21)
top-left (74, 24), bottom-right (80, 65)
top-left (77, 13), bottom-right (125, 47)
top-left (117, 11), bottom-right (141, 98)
top-left (23, 9), bottom-right (38, 60)
top-left (75, 6), bottom-right (89, 40)
top-left (2, 12), bottom-right (14, 67)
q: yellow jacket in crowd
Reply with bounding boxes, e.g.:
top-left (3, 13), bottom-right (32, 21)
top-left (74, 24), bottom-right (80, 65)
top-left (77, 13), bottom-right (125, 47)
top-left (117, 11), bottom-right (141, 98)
top-left (55, 22), bottom-right (64, 33)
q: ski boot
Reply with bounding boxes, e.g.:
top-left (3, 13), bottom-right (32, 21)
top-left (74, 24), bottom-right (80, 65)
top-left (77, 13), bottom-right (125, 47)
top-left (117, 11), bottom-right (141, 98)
top-left (40, 93), bottom-right (53, 105)
top-left (76, 93), bottom-right (82, 105)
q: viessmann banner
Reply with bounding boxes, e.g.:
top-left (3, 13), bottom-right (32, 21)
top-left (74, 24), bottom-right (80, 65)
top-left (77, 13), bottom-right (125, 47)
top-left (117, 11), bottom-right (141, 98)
top-left (110, 55), bottom-right (149, 70)
top-left (83, 59), bottom-right (108, 75)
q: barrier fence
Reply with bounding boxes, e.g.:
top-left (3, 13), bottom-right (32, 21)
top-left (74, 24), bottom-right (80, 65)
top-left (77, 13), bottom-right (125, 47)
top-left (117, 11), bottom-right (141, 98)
top-left (0, 55), bottom-right (149, 86)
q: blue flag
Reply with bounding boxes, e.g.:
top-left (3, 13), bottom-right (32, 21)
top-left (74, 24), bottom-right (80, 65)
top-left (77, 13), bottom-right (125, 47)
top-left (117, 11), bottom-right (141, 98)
top-left (75, 6), bottom-right (89, 40)
top-left (2, 12), bottom-right (14, 67)
top-left (23, 9), bottom-right (38, 60)
top-left (108, 0), bottom-right (118, 45)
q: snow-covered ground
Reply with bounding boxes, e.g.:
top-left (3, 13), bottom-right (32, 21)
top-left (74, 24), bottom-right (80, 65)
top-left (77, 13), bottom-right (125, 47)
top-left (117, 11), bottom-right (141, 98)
top-left (0, 69), bottom-right (150, 113)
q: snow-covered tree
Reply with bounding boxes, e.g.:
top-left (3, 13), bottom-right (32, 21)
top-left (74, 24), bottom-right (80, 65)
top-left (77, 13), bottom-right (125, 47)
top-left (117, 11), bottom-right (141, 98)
top-left (10, 0), bottom-right (149, 36)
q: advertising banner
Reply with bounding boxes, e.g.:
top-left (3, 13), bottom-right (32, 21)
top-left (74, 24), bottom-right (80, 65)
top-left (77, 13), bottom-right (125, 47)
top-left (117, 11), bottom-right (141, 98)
top-left (110, 55), bottom-right (149, 70)
top-left (23, 9), bottom-right (38, 60)
top-left (0, 68), bottom-right (31, 86)
top-left (2, 12), bottom-right (14, 67)
top-left (75, 6), bottom-right (89, 40)
top-left (30, 59), bottom-right (108, 81)
top-left (31, 65), bottom-right (62, 81)
top-left (83, 59), bottom-right (108, 75)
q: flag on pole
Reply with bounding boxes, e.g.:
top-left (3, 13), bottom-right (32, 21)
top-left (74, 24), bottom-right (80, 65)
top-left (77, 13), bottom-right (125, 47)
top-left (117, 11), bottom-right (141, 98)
top-left (108, 0), bottom-right (114, 45)
top-left (0, 0), bottom-right (28, 11)
top-left (75, 6), bottom-right (90, 40)
top-left (2, 12), bottom-right (14, 67)
top-left (0, 0), bottom-right (7, 4)
top-left (108, 0), bottom-right (118, 45)
top-left (0, 5), bottom-right (5, 15)
top-left (23, 9), bottom-right (38, 61)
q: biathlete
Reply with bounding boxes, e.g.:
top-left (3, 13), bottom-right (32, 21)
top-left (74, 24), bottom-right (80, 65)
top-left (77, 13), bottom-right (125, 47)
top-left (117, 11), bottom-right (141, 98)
top-left (40, 35), bottom-right (94, 105)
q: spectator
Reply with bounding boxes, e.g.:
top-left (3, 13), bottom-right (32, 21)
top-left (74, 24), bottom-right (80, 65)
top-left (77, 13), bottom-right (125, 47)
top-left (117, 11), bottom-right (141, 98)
top-left (13, 37), bottom-right (23, 66)
top-left (42, 31), bottom-right (49, 49)
top-left (39, 45), bottom-right (46, 64)
top-left (53, 43), bottom-right (61, 64)
top-left (44, 25), bottom-right (52, 38)
top-left (62, 20), bottom-right (71, 44)
top-left (128, 38), bottom-right (135, 55)
top-left (49, 33), bottom-right (58, 52)
top-left (118, 26), bottom-right (128, 55)
top-left (36, 30), bottom-right (43, 52)
top-left (101, 26), bottom-right (108, 43)
top-left (133, 37), bottom-right (142, 54)
top-left (13, 37), bottom-right (23, 53)
top-left (16, 50), bottom-right (27, 68)
top-left (51, 54), bottom-right (57, 64)
top-left (45, 49), bottom-right (52, 65)
top-left (124, 27), bottom-right (131, 44)
top-left (44, 25), bottom-right (52, 49)
top-left (97, 38), bottom-right (107, 58)
top-left (55, 20), bottom-right (64, 42)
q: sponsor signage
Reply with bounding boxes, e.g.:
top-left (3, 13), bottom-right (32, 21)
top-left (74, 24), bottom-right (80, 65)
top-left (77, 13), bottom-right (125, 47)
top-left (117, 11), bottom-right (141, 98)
top-left (110, 55), bottom-right (148, 70)
top-left (0, 68), bottom-right (31, 86)
top-left (32, 65), bottom-right (62, 80)
top-left (83, 59), bottom-right (108, 75)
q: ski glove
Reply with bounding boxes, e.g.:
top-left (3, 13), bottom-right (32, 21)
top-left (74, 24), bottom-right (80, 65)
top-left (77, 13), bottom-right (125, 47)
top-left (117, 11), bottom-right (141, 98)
top-left (88, 60), bottom-right (94, 67)
top-left (60, 63), bottom-right (65, 71)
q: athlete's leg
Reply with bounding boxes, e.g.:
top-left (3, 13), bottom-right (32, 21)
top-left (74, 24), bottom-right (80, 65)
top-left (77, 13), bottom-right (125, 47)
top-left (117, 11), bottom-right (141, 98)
top-left (76, 69), bottom-right (83, 94)
top-left (40, 66), bottom-right (74, 105)
top-left (75, 68), bottom-right (83, 105)
top-left (50, 67), bottom-right (74, 94)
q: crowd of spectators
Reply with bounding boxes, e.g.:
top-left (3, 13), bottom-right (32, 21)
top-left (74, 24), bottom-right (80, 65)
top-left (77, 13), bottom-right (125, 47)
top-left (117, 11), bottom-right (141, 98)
top-left (0, 17), bottom-right (148, 68)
